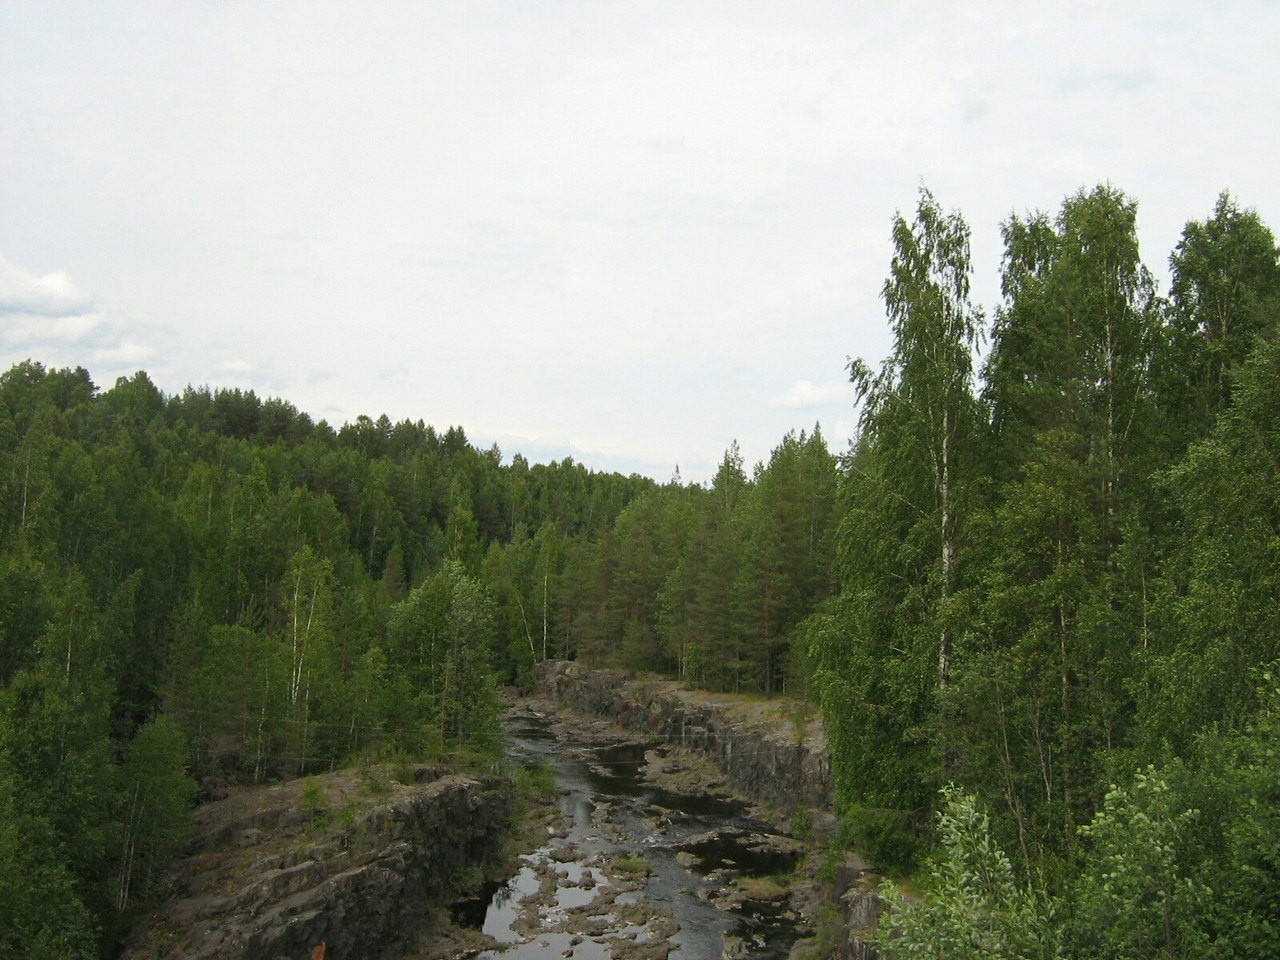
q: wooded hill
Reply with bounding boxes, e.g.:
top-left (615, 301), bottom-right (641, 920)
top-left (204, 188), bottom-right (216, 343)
top-left (2, 183), bottom-right (1279, 958)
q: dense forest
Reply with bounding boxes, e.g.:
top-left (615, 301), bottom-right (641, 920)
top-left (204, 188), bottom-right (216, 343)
top-left (817, 186), bottom-right (1280, 959)
top-left (0, 349), bottom-right (838, 954)
top-left (3, 183), bottom-right (1280, 958)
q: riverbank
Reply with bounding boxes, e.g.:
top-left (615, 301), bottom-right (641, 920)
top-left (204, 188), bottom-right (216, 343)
top-left (460, 705), bottom-right (812, 960)
top-left (533, 661), bottom-right (833, 818)
top-left (523, 665), bottom-right (881, 960)
top-left (123, 668), bottom-right (878, 960)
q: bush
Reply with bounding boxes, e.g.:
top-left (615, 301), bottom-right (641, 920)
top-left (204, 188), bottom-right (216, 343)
top-left (300, 777), bottom-right (325, 811)
top-left (512, 760), bottom-right (556, 804)
top-left (875, 786), bottom-right (1055, 960)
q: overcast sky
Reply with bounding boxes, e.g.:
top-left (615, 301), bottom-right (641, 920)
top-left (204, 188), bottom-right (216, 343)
top-left (2, 2), bottom-right (1277, 481)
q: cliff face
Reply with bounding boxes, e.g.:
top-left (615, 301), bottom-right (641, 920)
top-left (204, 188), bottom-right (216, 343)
top-left (124, 765), bottom-right (511, 960)
top-left (533, 661), bottom-right (886, 960)
top-left (534, 660), bottom-right (832, 816)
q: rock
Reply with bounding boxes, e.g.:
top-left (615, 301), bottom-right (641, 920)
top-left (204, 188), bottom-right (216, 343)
top-left (550, 844), bottom-right (580, 863)
top-left (533, 660), bottom-right (832, 815)
top-left (123, 769), bottom-right (512, 960)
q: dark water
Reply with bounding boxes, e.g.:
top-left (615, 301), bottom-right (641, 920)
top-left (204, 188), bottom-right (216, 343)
top-left (456, 712), bottom-right (805, 960)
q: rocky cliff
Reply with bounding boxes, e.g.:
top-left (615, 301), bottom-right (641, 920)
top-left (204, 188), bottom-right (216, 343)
top-left (534, 660), bottom-right (831, 820)
top-left (123, 765), bottom-right (511, 960)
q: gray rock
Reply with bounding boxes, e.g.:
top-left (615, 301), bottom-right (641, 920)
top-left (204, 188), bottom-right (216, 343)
top-left (124, 771), bottom-right (512, 960)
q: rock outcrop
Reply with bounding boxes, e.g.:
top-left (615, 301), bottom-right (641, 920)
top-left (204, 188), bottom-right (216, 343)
top-left (534, 660), bottom-right (832, 818)
top-left (124, 765), bottom-right (511, 960)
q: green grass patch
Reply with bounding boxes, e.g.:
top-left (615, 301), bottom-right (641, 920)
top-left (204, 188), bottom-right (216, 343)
top-left (512, 760), bottom-right (557, 804)
top-left (615, 856), bottom-right (650, 875)
top-left (737, 874), bottom-right (790, 901)
top-left (300, 776), bottom-right (326, 811)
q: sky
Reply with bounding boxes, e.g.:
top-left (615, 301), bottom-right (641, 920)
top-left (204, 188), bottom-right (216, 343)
top-left (2, 2), bottom-right (1278, 482)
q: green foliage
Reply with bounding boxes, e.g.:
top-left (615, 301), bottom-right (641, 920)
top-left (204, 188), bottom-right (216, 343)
top-left (875, 787), bottom-right (1055, 960)
top-left (300, 776), bottom-right (325, 811)
top-left (512, 760), bottom-right (557, 806)
top-left (517, 758), bottom-right (556, 795)
top-left (819, 183), bottom-right (1280, 956)
top-left (387, 560), bottom-right (501, 757)
top-left (1184, 677), bottom-right (1280, 959)
top-left (1158, 192), bottom-right (1280, 452)
top-left (815, 189), bottom-right (982, 870)
top-left (360, 762), bottom-right (393, 795)
top-left (115, 717), bottom-right (197, 910)
top-left (0, 732), bottom-right (98, 959)
top-left (1140, 336), bottom-right (1280, 751)
top-left (615, 856), bottom-right (650, 875)
top-left (790, 806), bottom-right (812, 843)
top-left (1067, 769), bottom-right (1209, 959)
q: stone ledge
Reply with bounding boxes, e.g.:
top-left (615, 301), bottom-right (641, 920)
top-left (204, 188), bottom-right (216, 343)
top-left (124, 767), bottom-right (512, 960)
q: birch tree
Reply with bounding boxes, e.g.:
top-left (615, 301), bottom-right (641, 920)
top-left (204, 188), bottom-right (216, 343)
top-left (962, 185), bottom-right (1157, 857)
top-left (815, 188), bottom-right (981, 866)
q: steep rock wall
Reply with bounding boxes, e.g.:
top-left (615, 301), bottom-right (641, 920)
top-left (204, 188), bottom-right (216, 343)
top-left (534, 660), bottom-right (832, 816)
top-left (124, 766), bottom-right (511, 960)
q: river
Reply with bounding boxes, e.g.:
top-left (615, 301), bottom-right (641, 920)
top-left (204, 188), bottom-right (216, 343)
top-left (452, 709), bottom-right (809, 960)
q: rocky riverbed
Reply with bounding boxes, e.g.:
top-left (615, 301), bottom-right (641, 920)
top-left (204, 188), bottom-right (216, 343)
top-left (501, 672), bottom-right (882, 960)
top-left (432, 695), bottom-right (858, 960)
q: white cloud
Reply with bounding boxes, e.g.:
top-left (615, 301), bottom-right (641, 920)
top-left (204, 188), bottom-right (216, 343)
top-left (0, 255), bottom-right (166, 383)
top-left (772, 379), bottom-right (851, 409)
top-left (0, 257), bottom-right (111, 353)
top-left (92, 340), bottom-right (155, 366)
top-left (1, 311), bottom-right (106, 346)
top-left (0, 257), bottom-right (95, 317)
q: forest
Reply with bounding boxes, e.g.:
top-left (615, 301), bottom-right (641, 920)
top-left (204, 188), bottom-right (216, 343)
top-left (2, 183), bottom-right (1279, 959)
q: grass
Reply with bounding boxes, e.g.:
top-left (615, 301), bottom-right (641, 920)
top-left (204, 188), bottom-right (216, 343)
top-left (300, 776), bottom-right (326, 811)
top-left (512, 760), bottom-right (557, 805)
top-left (360, 763), bottom-right (393, 795)
top-left (791, 806), bottom-right (813, 842)
top-left (614, 856), bottom-right (650, 875)
top-left (813, 901), bottom-right (843, 957)
top-left (737, 874), bottom-right (791, 901)
top-left (390, 752), bottom-right (417, 786)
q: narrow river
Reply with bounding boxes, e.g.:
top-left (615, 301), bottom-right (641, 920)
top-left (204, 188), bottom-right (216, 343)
top-left (452, 710), bottom-right (807, 960)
